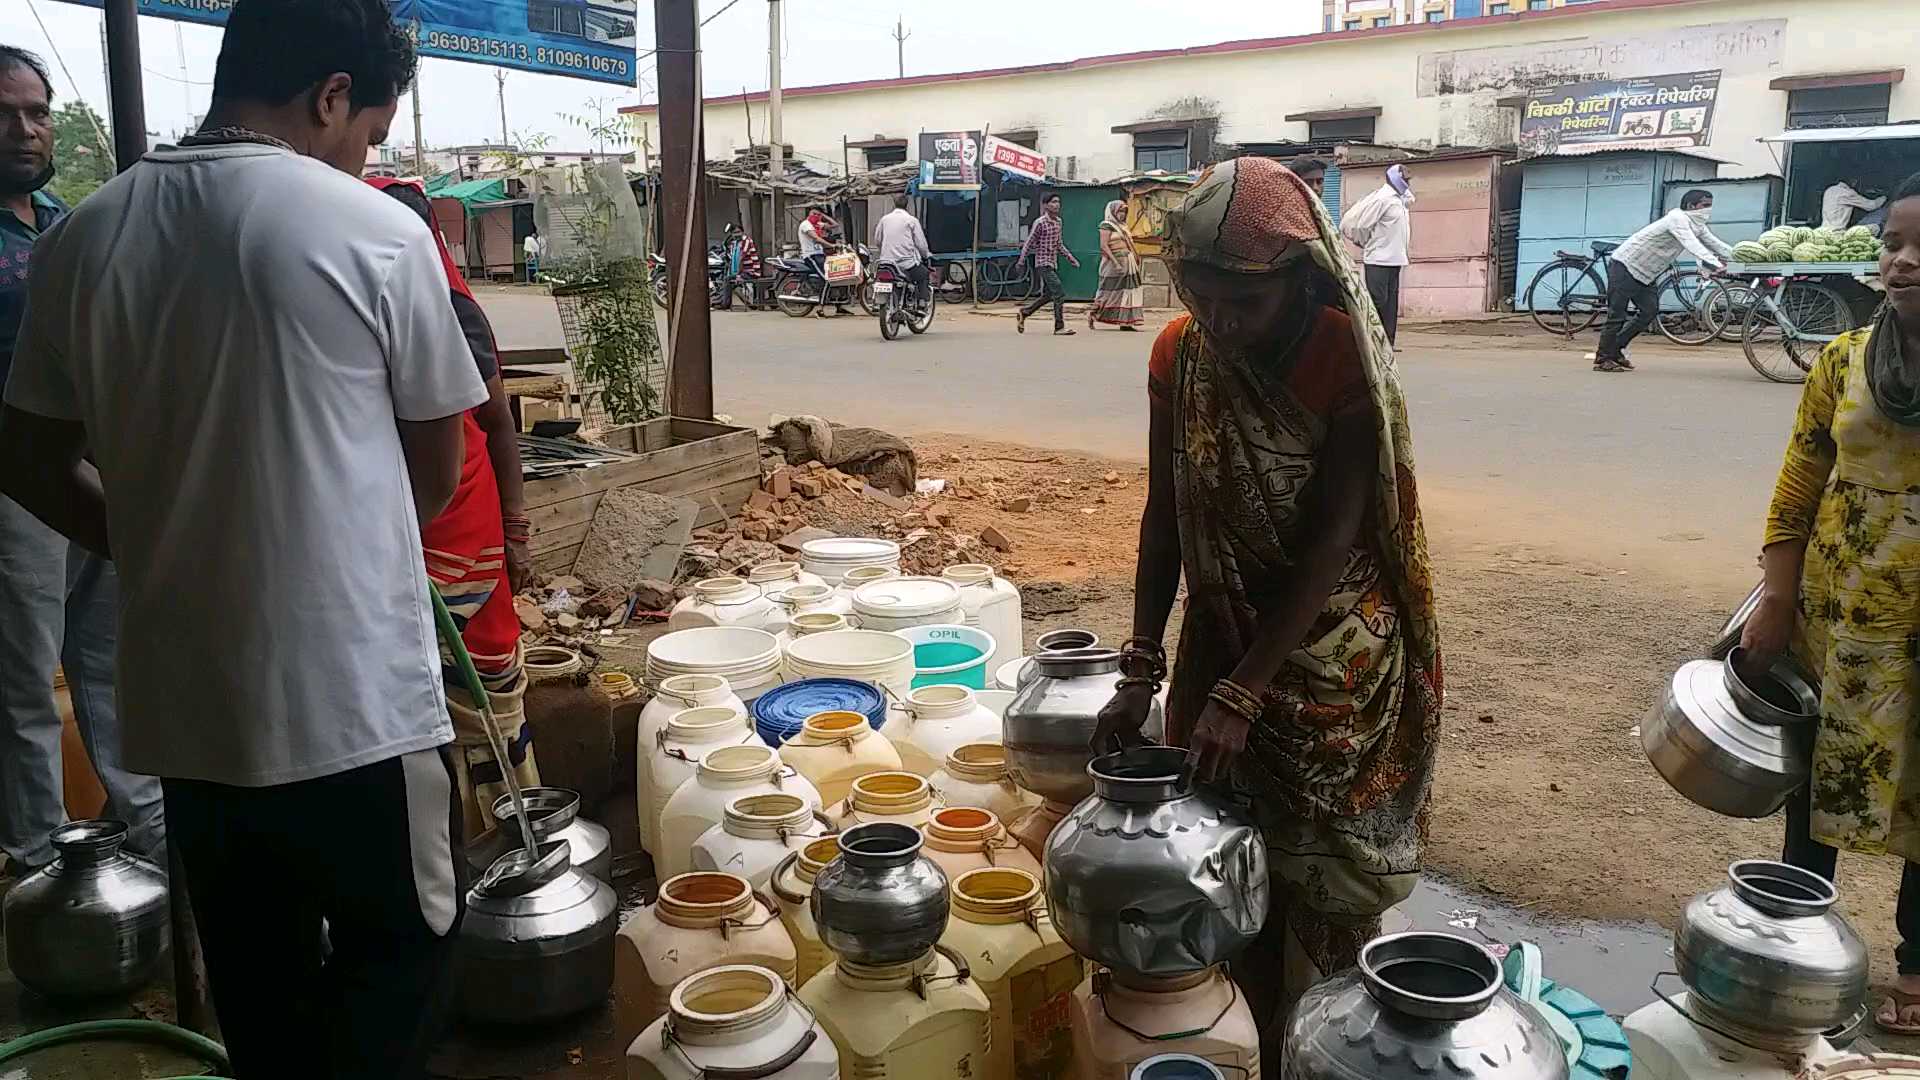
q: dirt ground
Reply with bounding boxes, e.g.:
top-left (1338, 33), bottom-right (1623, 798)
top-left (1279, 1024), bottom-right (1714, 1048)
top-left (905, 432), bottom-right (1908, 988)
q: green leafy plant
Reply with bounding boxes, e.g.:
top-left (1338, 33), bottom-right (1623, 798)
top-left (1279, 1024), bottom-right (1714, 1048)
top-left (559, 261), bottom-right (661, 423)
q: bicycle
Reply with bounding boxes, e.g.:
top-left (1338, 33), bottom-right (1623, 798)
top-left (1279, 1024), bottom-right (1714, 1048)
top-left (1738, 274), bottom-right (1859, 384)
top-left (1523, 242), bottom-right (1717, 345)
top-left (974, 255), bottom-right (1041, 304)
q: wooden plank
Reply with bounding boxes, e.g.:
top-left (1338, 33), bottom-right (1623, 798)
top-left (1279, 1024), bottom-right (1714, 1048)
top-left (534, 544), bottom-right (583, 575)
top-left (525, 437), bottom-right (755, 513)
top-left (530, 475), bottom-right (755, 570)
top-left (669, 416), bottom-right (751, 443)
top-left (530, 459), bottom-right (758, 555)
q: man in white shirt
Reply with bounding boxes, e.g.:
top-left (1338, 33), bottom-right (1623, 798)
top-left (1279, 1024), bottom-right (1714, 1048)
top-left (1589, 189), bottom-right (1733, 373)
top-left (1340, 163), bottom-right (1413, 344)
top-left (0, 2), bottom-right (483, 1075)
top-left (1824, 180), bottom-right (1886, 232)
top-left (522, 225), bottom-right (542, 279)
top-left (871, 194), bottom-right (932, 309)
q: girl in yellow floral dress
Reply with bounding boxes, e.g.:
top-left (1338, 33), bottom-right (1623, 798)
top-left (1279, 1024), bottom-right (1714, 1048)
top-left (1745, 172), bottom-right (1920, 1033)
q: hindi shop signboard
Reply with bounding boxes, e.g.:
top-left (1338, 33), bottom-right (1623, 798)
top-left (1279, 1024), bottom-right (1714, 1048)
top-left (1518, 71), bottom-right (1722, 156)
top-left (918, 131), bottom-right (983, 191)
top-left (57, 0), bottom-right (640, 86)
top-left (983, 135), bottom-right (1047, 182)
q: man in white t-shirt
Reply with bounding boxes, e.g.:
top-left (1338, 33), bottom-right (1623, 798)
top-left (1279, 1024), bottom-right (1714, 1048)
top-left (0, 2), bottom-right (483, 1075)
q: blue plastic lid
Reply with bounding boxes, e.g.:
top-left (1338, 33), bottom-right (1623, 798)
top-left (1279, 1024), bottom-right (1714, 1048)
top-left (752, 677), bottom-right (888, 746)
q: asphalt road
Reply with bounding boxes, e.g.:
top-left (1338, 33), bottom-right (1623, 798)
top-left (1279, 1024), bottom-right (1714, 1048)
top-left (478, 288), bottom-right (1801, 594)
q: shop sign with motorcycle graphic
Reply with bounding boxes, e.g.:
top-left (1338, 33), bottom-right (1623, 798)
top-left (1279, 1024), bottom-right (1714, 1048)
top-left (1518, 70), bottom-right (1721, 156)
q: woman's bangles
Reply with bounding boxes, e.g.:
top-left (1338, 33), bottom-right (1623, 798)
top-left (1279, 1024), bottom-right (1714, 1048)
top-left (1206, 678), bottom-right (1264, 724)
top-left (502, 512), bottom-right (533, 545)
top-left (1120, 636), bottom-right (1169, 687)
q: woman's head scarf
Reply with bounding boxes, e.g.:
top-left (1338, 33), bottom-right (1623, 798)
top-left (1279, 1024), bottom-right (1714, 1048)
top-left (1387, 163), bottom-right (1412, 197)
top-left (1103, 199), bottom-right (1127, 226)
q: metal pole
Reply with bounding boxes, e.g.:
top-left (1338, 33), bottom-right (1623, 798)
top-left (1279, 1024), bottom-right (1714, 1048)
top-left (496, 69), bottom-right (509, 147)
top-left (410, 20), bottom-right (426, 177)
top-left (102, 0), bottom-right (145, 170)
top-left (656, 0), bottom-right (712, 419)
top-left (766, 0), bottom-right (783, 250)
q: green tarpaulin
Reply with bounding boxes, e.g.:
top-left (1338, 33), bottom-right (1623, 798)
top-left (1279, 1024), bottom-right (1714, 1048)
top-left (432, 178), bottom-right (507, 206)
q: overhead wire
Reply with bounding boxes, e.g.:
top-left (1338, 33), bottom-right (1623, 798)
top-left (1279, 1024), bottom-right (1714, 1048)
top-left (21, 0), bottom-right (114, 157)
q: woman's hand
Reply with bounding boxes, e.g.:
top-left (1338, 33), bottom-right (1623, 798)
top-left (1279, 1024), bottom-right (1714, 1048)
top-left (506, 539), bottom-right (533, 594)
top-left (1186, 699), bottom-right (1251, 783)
top-left (1092, 683), bottom-right (1157, 754)
top-left (1738, 587), bottom-right (1796, 677)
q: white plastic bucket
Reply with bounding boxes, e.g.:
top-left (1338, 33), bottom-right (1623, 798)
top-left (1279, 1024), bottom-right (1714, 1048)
top-left (899, 624), bottom-right (996, 690)
top-left (850, 576), bottom-right (964, 632)
top-left (800, 536), bottom-right (902, 585)
top-left (783, 629), bottom-right (915, 703)
top-left (646, 626), bottom-right (786, 704)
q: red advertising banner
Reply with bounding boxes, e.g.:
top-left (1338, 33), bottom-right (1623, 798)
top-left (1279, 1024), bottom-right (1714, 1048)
top-left (984, 135), bottom-right (1047, 182)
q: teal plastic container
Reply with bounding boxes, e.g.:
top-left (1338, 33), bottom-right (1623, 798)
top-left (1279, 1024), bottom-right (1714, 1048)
top-left (902, 624), bottom-right (996, 690)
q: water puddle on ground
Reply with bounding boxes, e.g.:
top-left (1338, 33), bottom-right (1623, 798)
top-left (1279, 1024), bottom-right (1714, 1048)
top-left (1390, 874), bottom-right (1674, 1017)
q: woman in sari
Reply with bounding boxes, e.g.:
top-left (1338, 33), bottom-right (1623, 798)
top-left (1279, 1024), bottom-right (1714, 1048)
top-left (370, 177), bottom-right (541, 839)
top-left (1742, 172), bottom-right (1920, 1033)
top-left (1089, 199), bottom-right (1145, 330)
top-left (1095, 157), bottom-right (1443, 1059)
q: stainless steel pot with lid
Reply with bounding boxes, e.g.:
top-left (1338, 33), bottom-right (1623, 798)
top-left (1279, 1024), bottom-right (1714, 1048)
top-left (1674, 860), bottom-right (1869, 1036)
top-left (1283, 932), bottom-right (1569, 1080)
top-left (1003, 647), bottom-right (1164, 806)
top-left (1044, 745), bottom-right (1266, 977)
top-left (465, 786), bottom-right (613, 884)
top-left (810, 821), bottom-right (950, 966)
top-left (1642, 649), bottom-right (1817, 818)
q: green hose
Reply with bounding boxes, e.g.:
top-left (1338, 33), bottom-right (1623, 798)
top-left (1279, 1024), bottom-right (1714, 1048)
top-left (0, 599), bottom-right (488, 1080)
top-left (430, 588), bottom-right (495, 715)
top-left (0, 1017), bottom-right (229, 1077)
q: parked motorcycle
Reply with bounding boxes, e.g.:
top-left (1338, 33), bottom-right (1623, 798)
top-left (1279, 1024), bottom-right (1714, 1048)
top-left (772, 243), bottom-right (877, 319)
top-left (874, 261), bottom-right (935, 340)
top-left (651, 247), bottom-right (727, 310)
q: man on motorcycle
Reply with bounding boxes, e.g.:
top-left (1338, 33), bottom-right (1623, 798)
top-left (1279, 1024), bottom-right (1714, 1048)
top-left (798, 208), bottom-right (852, 316)
top-left (872, 195), bottom-right (931, 311)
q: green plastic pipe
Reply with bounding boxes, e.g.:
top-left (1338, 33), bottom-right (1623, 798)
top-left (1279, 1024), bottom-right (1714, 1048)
top-left (0, 1017), bottom-right (229, 1077)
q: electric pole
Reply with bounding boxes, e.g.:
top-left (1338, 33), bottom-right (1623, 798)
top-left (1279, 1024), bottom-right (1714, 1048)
top-left (766, 0), bottom-right (784, 247)
top-left (893, 18), bottom-right (909, 79)
top-left (410, 21), bottom-right (426, 177)
top-left (496, 69), bottom-right (509, 147)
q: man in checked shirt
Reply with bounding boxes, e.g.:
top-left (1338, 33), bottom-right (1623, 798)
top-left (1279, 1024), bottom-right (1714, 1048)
top-left (1017, 193), bottom-right (1082, 336)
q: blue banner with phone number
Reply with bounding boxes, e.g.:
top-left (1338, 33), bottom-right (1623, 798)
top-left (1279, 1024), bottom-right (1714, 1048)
top-left (57, 0), bottom-right (639, 86)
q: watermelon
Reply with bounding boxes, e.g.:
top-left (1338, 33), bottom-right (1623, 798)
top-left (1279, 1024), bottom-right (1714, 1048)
top-left (1791, 226), bottom-right (1816, 244)
top-left (1731, 241), bottom-right (1770, 263)
top-left (1846, 225), bottom-right (1876, 242)
top-left (1758, 227), bottom-right (1793, 247)
top-left (1792, 242), bottom-right (1824, 262)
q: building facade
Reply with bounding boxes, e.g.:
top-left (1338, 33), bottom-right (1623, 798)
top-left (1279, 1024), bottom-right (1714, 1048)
top-left (1322, 0), bottom-right (1609, 32)
top-left (623, 0), bottom-right (1914, 185)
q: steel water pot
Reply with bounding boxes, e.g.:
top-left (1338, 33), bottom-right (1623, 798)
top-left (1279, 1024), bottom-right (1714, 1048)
top-left (457, 839), bottom-right (621, 1023)
top-left (1674, 860), bottom-right (1869, 1036)
top-left (1642, 649), bottom-right (1816, 819)
top-left (1003, 647), bottom-right (1164, 806)
top-left (809, 822), bottom-right (949, 966)
top-left (1044, 746), bottom-right (1266, 977)
top-left (3, 820), bottom-right (169, 999)
top-left (1283, 932), bottom-right (1569, 1080)
top-left (465, 786), bottom-right (613, 884)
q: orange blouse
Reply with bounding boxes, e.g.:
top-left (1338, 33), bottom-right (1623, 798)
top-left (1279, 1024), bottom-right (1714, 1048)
top-left (1148, 309), bottom-right (1369, 420)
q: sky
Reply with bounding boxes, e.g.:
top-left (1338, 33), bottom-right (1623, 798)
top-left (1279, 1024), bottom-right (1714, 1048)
top-left (3, 0), bottom-right (1320, 155)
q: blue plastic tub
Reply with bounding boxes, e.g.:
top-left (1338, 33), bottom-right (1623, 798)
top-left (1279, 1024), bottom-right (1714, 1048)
top-left (902, 624), bottom-right (996, 690)
top-left (750, 677), bottom-right (888, 746)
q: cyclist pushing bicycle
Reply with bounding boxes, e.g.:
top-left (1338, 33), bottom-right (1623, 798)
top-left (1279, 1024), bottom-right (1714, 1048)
top-left (1589, 189), bottom-right (1735, 373)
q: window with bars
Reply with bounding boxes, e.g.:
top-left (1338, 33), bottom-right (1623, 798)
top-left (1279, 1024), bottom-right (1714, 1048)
top-left (1786, 85), bottom-right (1892, 130)
top-left (1426, 11), bottom-right (1444, 21)
top-left (1133, 132), bottom-right (1190, 173)
top-left (1308, 116), bottom-right (1379, 142)
top-left (1528, 0), bottom-right (1550, 9)
top-left (864, 146), bottom-right (908, 168)
top-left (1489, 2), bottom-right (1509, 13)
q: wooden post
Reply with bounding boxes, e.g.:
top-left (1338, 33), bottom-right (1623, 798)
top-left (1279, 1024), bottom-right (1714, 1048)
top-left (970, 125), bottom-right (988, 307)
top-left (655, 0), bottom-right (713, 419)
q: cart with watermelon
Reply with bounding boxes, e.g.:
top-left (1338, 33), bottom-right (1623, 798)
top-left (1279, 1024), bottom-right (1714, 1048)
top-left (1708, 224), bottom-right (1886, 383)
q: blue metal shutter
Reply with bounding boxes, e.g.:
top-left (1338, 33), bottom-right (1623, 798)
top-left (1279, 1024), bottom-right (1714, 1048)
top-left (1323, 166), bottom-right (1343, 227)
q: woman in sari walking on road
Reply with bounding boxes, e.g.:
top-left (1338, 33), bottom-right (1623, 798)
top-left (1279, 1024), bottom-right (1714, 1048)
top-left (1095, 157), bottom-right (1443, 1062)
top-left (1089, 199), bottom-right (1145, 330)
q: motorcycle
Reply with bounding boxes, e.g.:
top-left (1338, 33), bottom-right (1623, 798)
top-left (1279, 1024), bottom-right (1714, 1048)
top-left (771, 243), bottom-right (877, 319)
top-left (651, 247), bottom-right (727, 310)
top-left (874, 261), bottom-right (935, 340)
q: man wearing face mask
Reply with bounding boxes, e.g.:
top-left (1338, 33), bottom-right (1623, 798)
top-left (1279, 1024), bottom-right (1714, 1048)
top-left (0, 2), bottom-right (483, 1076)
top-left (1589, 189), bottom-right (1732, 373)
top-left (1340, 163), bottom-right (1413, 345)
top-left (0, 46), bottom-right (165, 876)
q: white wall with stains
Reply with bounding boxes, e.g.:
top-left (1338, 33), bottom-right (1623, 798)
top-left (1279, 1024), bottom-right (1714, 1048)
top-left (625, 0), bottom-right (1916, 183)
